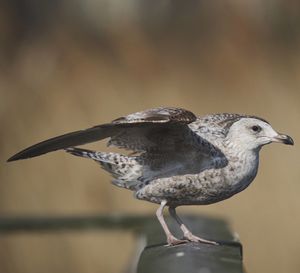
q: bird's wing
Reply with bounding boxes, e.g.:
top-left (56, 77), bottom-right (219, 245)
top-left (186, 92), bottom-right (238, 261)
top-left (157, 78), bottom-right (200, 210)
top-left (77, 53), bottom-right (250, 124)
top-left (8, 107), bottom-right (209, 162)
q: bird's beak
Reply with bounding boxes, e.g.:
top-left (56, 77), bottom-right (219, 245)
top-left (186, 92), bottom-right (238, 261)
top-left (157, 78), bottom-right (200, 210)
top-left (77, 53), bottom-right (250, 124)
top-left (272, 134), bottom-right (294, 145)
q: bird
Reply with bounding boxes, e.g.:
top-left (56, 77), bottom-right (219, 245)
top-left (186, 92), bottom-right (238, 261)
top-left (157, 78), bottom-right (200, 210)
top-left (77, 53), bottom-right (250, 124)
top-left (7, 107), bottom-right (294, 245)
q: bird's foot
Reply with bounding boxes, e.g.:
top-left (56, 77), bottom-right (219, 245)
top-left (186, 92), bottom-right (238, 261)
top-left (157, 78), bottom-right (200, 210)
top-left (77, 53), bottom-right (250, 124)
top-left (167, 235), bottom-right (188, 246)
top-left (184, 232), bottom-right (219, 245)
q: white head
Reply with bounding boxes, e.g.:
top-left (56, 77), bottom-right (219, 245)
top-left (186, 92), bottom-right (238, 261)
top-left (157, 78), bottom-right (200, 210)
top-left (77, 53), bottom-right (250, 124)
top-left (226, 117), bottom-right (294, 151)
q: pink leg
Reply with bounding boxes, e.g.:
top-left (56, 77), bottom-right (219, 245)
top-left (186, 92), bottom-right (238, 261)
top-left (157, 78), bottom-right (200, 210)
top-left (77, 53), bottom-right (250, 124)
top-left (156, 201), bottom-right (187, 246)
top-left (169, 207), bottom-right (218, 245)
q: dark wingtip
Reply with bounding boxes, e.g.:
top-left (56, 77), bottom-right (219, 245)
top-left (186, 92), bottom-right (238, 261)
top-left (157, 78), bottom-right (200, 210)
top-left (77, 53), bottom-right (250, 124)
top-left (7, 152), bottom-right (30, 162)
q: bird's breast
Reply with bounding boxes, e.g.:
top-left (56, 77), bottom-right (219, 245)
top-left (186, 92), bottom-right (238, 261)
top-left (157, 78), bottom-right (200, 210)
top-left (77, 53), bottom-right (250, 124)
top-left (221, 151), bottom-right (259, 195)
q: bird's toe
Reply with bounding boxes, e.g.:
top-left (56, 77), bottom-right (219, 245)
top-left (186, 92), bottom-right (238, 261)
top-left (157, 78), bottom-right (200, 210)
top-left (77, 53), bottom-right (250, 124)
top-left (167, 235), bottom-right (188, 246)
top-left (184, 233), bottom-right (218, 245)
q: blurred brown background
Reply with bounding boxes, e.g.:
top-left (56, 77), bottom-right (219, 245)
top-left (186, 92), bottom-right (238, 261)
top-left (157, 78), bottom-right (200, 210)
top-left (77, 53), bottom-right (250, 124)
top-left (1, 1), bottom-right (300, 273)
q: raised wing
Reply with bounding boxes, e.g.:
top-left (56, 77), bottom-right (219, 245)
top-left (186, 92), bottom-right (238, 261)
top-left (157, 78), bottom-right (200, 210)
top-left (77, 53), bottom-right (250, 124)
top-left (112, 107), bottom-right (196, 124)
top-left (7, 107), bottom-right (198, 162)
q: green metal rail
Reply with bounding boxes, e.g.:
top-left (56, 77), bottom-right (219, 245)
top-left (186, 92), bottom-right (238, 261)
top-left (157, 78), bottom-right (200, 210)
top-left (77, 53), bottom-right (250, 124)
top-left (0, 214), bottom-right (244, 273)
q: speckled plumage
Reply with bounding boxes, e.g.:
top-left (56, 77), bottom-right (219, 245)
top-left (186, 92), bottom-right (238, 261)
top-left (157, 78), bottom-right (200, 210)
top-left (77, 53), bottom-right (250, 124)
top-left (8, 107), bottom-right (294, 245)
top-left (64, 111), bottom-right (269, 206)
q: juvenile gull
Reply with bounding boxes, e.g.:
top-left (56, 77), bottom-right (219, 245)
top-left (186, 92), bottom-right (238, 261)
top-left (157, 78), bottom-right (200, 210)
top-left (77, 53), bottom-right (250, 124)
top-left (7, 107), bottom-right (294, 245)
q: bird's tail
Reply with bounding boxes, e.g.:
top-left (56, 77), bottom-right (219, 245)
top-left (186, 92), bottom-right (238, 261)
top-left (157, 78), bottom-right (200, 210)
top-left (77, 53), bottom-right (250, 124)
top-left (65, 147), bottom-right (143, 190)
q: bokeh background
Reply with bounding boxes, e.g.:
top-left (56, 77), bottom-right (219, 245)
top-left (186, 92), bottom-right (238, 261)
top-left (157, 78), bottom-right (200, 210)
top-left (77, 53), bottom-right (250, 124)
top-left (1, 1), bottom-right (300, 272)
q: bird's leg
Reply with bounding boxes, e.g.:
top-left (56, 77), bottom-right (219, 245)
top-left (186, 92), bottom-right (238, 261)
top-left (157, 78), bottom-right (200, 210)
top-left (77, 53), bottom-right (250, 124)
top-left (168, 206), bottom-right (218, 245)
top-left (156, 200), bottom-right (187, 246)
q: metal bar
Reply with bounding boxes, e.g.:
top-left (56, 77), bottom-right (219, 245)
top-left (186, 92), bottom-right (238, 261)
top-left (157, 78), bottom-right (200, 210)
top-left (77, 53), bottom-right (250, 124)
top-left (0, 214), bottom-right (152, 233)
top-left (0, 214), bottom-right (244, 272)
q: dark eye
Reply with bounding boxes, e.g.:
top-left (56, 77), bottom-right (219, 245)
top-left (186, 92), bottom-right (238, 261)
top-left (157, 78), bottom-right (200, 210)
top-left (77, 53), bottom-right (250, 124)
top-left (251, 125), bottom-right (261, 132)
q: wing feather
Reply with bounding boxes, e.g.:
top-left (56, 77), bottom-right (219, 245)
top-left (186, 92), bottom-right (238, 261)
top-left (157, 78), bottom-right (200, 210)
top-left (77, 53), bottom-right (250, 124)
top-left (7, 107), bottom-right (197, 162)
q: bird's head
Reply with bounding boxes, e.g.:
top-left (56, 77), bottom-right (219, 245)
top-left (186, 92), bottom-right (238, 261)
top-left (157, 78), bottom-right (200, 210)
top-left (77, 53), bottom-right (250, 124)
top-left (226, 117), bottom-right (294, 151)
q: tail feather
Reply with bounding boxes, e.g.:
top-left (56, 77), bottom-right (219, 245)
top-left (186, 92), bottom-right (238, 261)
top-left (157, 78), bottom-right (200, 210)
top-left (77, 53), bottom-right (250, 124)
top-left (65, 147), bottom-right (143, 190)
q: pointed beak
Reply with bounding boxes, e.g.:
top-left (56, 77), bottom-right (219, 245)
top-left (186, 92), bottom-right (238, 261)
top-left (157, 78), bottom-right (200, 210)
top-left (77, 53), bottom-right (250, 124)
top-left (272, 134), bottom-right (294, 145)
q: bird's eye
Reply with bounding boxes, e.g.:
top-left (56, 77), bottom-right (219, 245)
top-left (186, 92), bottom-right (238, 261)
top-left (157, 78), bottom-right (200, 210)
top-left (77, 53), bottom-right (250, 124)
top-left (251, 125), bottom-right (261, 132)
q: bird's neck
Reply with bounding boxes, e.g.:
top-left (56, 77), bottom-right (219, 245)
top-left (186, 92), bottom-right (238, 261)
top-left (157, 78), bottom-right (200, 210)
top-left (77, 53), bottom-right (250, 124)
top-left (223, 146), bottom-right (260, 192)
top-left (226, 144), bottom-right (260, 161)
